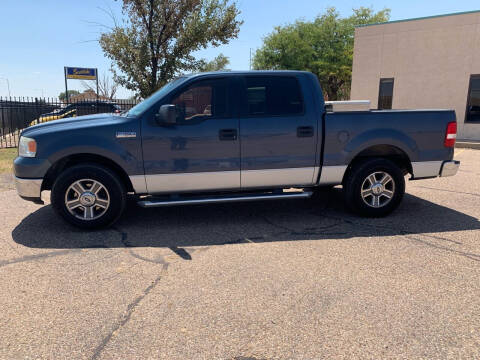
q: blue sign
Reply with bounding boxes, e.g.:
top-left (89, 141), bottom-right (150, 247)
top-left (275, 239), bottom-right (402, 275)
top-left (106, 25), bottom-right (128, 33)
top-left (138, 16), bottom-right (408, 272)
top-left (65, 67), bottom-right (97, 80)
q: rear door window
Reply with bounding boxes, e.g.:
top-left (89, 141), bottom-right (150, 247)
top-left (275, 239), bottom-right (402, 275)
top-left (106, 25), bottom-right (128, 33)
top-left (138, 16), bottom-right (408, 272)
top-left (242, 76), bottom-right (304, 117)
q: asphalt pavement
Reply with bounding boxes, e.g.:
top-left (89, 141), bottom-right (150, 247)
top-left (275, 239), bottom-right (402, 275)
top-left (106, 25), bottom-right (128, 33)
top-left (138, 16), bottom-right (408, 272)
top-left (0, 149), bottom-right (479, 359)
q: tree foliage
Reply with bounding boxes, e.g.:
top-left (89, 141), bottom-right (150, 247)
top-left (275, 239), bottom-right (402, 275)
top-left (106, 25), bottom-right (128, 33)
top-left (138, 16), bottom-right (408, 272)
top-left (58, 90), bottom-right (80, 101)
top-left (253, 7), bottom-right (390, 100)
top-left (100, 0), bottom-right (242, 98)
top-left (197, 53), bottom-right (230, 72)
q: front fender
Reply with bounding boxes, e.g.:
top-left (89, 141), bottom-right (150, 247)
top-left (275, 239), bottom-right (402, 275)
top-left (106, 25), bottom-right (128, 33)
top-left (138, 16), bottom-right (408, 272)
top-left (45, 139), bottom-right (142, 176)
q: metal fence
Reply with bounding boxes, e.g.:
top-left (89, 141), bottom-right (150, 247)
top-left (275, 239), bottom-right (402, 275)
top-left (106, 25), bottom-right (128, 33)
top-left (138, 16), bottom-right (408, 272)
top-left (0, 97), bottom-right (139, 148)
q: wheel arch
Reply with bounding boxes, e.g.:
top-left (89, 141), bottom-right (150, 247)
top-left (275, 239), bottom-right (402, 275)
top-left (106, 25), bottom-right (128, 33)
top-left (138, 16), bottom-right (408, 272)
top-left (343, 144), bottom-right (413, 184)
top-left (42, 153), bottom-right (135, 193)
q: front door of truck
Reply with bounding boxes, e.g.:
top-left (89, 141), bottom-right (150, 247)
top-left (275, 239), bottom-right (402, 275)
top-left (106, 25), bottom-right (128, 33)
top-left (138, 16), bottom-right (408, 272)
top-left (238, 75), bottom-right (318, 188)
top-left (141, 77), bottom-right (240, 194)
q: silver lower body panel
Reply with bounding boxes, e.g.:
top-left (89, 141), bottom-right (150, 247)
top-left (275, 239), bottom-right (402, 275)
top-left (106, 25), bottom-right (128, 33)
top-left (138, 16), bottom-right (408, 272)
top-left (144, 171), bottom-right (240, 194)
top-left (412, 161), bottom-right (443, 178)
top-left (241, 167), bottom-right (316, 188)
top-left (319, 165), bottom-right (348, 185)
top-left (139, 167), bottom-right (318, 195)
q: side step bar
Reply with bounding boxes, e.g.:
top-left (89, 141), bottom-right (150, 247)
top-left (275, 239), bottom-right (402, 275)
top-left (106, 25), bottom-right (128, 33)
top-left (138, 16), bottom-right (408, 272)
top-left (138, 191), bottom-right (313, 208)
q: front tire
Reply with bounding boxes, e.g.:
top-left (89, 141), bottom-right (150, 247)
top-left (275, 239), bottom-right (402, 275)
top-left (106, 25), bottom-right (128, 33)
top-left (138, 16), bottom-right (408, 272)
top-left (51, 164), bottom-right (126, 229)
top-left (343, 158), bottom-right (405, 217)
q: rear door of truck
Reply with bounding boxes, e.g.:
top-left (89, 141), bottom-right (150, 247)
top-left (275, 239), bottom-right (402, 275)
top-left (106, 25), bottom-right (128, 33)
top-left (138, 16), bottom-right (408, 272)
top-left (238, 74), bottom-right (320, 188)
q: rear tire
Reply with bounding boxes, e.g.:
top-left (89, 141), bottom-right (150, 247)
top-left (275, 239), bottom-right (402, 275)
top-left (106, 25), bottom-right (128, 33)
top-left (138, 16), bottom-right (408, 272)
top-left (343, 158), bottom-right (405, 217)
top-left (51, 164), bottom-right (126, 229)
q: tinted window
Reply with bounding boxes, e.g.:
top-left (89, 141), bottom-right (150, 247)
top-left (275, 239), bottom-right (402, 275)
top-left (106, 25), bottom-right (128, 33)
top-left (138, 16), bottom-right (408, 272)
top-left (466, 75), bottom-right (480, 122)
top-left (378, 78), bottom-right (394, 110)
top-left (171, 79), bottom-right (227, 122)
top-left (243, 76), bottom-right (303, 116)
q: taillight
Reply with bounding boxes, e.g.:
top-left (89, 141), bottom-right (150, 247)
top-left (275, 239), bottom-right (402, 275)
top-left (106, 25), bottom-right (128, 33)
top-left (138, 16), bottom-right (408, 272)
top-left (444, 121), bottom-right (457, 148)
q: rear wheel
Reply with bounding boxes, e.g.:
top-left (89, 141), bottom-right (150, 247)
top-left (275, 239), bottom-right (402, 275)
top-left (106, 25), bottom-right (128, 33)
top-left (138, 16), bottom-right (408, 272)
top-left (51, 164), bottom-right (126, 229)
top-left (343, 158), bottom-right (405, 217)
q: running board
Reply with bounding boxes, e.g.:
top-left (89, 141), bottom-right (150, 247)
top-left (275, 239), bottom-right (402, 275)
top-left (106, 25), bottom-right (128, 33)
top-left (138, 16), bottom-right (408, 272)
top-left (137, 191), bottom-right (313, 208)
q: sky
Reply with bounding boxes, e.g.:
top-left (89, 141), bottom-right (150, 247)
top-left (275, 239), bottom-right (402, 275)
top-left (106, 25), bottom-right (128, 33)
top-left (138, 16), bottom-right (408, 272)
top-left (1, 0), bottom-right (479, 98)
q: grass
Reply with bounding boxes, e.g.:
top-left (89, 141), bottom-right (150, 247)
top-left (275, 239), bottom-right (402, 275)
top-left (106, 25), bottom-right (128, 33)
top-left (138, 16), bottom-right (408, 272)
top-left (0, 148), bottom-right (17, 174)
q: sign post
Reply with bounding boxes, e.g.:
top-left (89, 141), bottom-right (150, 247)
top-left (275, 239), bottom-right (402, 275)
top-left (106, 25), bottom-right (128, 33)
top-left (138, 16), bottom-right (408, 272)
top-left (64, 66), bottom-right (98, 103)
top-left (64, 67), bottom-right (69, 102)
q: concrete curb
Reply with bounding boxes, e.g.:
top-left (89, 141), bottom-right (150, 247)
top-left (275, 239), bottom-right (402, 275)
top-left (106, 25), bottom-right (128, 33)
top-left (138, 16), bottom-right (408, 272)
top-left (456, 141), bottom-right (480, 150)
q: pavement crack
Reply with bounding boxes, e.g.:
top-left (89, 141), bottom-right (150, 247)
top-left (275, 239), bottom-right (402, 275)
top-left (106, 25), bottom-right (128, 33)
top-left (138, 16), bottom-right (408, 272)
top-left (111, 226), bottom-right (170, 267)
top-left (0, 249), bottom-right (81, 268)
top-left (90, 269), bottom-right (167, 360)
top-left (320, 214), bottom-right (480, 262)
top-left (413, 185), bottom-right (480, 198)
top-left (321, 214), bottom-right (464, 245)
top-left (403, 234), bottom-right (480, 263)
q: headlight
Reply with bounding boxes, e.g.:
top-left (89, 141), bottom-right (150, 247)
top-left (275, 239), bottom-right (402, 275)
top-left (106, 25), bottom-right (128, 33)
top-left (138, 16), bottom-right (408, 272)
top-left (19, 136), bottom-right (37, 158)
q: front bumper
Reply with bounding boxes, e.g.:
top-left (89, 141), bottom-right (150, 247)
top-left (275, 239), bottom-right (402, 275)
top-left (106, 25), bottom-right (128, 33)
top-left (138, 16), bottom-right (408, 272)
top-left (440, 160), bottom-right (460, 177)
top-left (14, 176), bottom-right (44, 203)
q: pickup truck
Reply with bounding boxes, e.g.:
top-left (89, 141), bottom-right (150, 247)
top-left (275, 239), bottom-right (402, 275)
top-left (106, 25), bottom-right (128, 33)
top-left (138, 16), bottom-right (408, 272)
top-left (14, 71), bottom-right (460, 229)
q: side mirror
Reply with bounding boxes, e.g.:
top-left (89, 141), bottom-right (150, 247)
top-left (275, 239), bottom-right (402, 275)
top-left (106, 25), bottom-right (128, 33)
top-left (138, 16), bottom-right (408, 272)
top-left (156, 104), bottom-right (177, 125)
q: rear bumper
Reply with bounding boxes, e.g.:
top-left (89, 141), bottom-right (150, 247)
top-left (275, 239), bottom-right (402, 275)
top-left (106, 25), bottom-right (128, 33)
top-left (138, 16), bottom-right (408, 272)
top-left (14, 176), bottom-right (44, 203)
top-left (411, 160), bottom-right (460, 179)
top-left (440, 160), bottom-right (460, 177)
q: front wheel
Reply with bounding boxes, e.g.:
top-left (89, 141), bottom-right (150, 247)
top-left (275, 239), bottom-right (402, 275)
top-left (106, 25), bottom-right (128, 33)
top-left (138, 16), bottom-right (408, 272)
top-left (343, 158), bottom-right (405, 217)
top-left (51, 164), bottom-right (126, 229)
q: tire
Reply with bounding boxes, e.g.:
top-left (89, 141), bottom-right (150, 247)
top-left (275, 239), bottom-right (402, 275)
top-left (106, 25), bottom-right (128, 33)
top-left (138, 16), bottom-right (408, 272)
top-left (51, 164), bottom-right (126, 229)
top-left (343, 158), bottom-right (405, 217)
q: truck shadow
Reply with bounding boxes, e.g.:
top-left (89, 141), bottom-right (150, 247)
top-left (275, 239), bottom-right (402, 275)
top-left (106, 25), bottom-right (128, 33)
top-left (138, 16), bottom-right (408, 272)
top-left (12, 188), bottom-right (480, 250)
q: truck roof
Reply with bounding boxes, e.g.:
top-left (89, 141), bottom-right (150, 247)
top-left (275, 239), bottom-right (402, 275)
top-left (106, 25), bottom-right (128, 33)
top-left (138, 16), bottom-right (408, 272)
top-left (184, 70), bottom-right (313, 78)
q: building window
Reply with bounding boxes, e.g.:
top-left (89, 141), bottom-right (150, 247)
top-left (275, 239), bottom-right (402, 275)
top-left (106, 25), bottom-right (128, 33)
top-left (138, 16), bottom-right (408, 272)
top-left (466, 75), bottom-right (480, 122)
top-left (378, 78), bottom-right (394, 110)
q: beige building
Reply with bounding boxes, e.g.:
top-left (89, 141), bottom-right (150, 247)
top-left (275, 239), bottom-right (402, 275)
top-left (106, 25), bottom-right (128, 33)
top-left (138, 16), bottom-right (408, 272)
top-left (351, 10), bottom-right (480, 141)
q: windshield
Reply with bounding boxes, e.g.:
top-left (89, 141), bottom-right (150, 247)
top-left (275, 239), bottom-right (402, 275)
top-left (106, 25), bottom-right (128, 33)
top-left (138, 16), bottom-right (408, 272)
top-left (127, 77), bottom-right (187, 116)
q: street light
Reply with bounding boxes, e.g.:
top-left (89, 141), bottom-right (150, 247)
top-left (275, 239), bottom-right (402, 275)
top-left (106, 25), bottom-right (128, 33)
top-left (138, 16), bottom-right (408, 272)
top-left (0, 77), bottom-right (11, 97)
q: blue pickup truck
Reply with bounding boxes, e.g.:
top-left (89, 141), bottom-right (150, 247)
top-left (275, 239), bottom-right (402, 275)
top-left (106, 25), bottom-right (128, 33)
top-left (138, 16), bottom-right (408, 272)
top-left (14, 71), bottom-right (460, 228)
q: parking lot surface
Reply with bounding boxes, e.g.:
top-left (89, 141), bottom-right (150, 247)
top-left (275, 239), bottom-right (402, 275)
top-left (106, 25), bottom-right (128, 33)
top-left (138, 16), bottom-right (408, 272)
top-left (1, 149), bottom-right (479, 359)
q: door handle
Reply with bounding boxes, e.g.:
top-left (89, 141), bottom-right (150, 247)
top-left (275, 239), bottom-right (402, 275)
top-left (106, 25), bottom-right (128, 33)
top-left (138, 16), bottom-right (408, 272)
top-left (297, 126), bottom-right (314, 137)
top-left (219, 129), bottom-right (237, 141)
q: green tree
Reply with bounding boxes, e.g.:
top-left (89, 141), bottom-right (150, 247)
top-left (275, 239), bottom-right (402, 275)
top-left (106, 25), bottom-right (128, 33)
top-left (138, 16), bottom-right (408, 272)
top-left (58, 90), bottom-right (80, 101)
top-left (253, 7), bottom-right (390, 100)
top-left (197, 53), bottom-right (230, 72)
top-left (100, 0), bottom-right (242, 98)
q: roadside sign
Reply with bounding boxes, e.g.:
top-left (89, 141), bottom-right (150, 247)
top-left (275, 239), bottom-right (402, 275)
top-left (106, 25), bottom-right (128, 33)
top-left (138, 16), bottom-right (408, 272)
top-left (65, 67), bottom-right (97, 80)
top-left (64, 66), bottom-right (99, 102)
